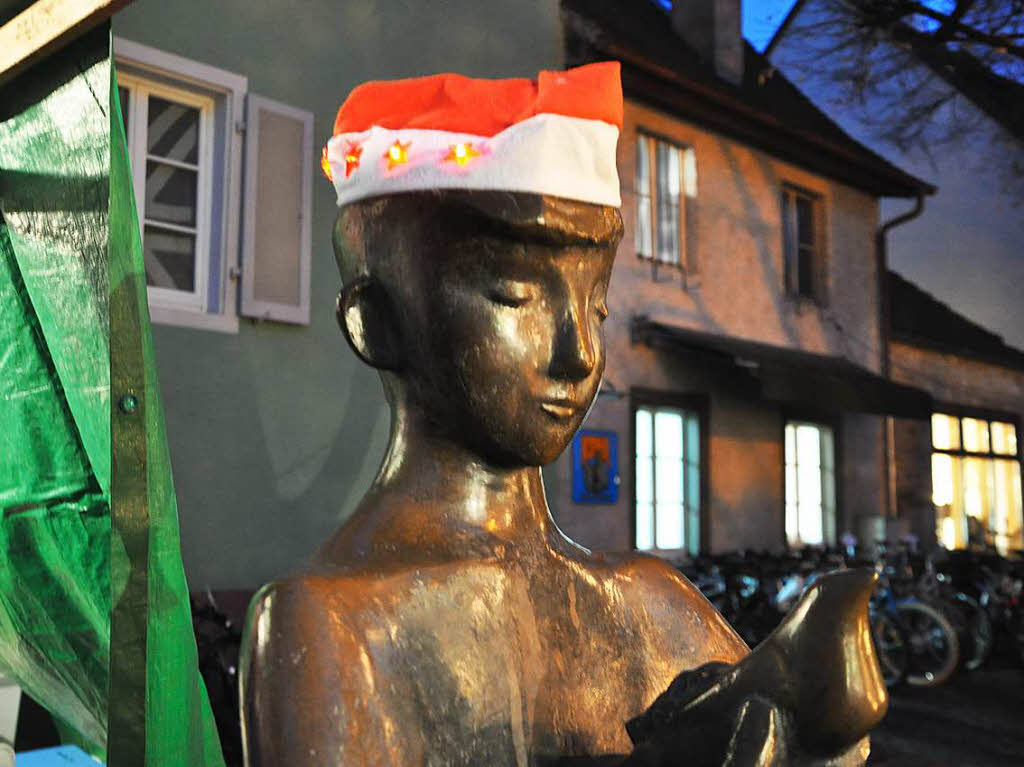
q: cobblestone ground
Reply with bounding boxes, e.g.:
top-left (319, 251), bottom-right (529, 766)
top-left (868, 663), bottom-right (1024, 767)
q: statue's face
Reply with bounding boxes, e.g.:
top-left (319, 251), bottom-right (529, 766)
top-left (400, 194), bottom-right (622, 467)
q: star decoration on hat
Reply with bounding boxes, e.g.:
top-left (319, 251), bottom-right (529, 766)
top-left (385, 140), bottom-right (411, 170)
top-left (320, 146), bottom-right (334, 182)
top-left (444, 142), bottom-right (482, 167)
top-left (344, 141), bottom-right (364, 178)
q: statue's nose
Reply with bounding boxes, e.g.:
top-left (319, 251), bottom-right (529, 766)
top-left (549, 302), bottom-right (597, 381)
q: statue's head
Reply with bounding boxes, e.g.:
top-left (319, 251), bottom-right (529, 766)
top-left (322, 63), bottom-right (623, 467)
top-left (333, 191), bottom-right (622, 467)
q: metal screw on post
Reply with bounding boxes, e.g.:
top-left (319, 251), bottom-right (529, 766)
top-left (118, 393), bottom-right (139, 415)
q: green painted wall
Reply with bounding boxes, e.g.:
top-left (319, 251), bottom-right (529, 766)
top-left (113, 0), bottom-right (564, 589)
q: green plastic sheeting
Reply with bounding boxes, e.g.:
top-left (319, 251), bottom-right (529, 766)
top-left (0, 26), bottom-right (225, 767)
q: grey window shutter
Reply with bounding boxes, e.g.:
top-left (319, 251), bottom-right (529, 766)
top-left (240, 94), bottom-right (313, 324)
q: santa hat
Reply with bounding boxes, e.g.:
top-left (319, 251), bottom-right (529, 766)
top-left (322, 62), bottom-right (622, 208)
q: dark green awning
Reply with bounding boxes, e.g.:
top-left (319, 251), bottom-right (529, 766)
top-left (631, 316), bottom-right (932, 419)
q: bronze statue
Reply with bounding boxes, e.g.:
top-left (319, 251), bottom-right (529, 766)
top-left (239, 190), bottom-right (886, 766)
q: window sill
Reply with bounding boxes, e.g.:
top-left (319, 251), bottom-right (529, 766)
top-left (636, 253), bottom-right (700, 289)
top-left (149, 304), bottom-right (239, 334)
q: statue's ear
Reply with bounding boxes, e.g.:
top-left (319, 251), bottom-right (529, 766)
top-left (336, 276), bottom-right (403, 371)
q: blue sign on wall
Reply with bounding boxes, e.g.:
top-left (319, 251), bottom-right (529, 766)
top-left (572, 430), bottom-right (619, 505)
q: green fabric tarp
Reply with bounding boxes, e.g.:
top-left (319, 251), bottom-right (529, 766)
top-left (0, 26), bottom-right (225, 767)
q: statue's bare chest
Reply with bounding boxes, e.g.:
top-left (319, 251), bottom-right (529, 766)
top-left (339, 561), bottom-right (680, 760)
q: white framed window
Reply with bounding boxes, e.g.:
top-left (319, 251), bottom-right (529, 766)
top-left (784, 421), bottom-right (837, 548)
top-left (115, 38), bottom-right (247, 333)
top-left (114, 39), bottom-right (314, 331)
top-left (634, 132), bottom-right (697, 272)
top-left (635, 404), bottom-right (701, 556)
top-left (118, 74), bottom-right (214, 312)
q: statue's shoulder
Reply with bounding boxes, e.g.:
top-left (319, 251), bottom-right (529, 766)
top-left (592, 550), bottom-right (748, 662)
top-left (240, 573), bottom-right (419, 764)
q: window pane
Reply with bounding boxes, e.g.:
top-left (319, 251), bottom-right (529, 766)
top-left (819, 425), bottom-right (835, 471)
top-left (684, 414), bottom-right (700, 464)
top-left (655, 141), bottom-right (681, 264)
top-left (796, 195), bottom-right (814, 246)
top-left (636, 409), bottom-right (652, 458)
top-left (962, 457), bottom-right (988, 522)
top-left (786, 503), bottom-right (799, 547)
top-left (144, 225), bottom-right (196, 291)
top-left (145, 161), bottom-right (198, 227)
top-left (797, 460), bottom-right (822, 508)
top-left (797, 245), bottom-right (815, 297)
top-left (636, 502), bottom-right (654, 550)
top-left (932, 453), bottom-right (955, 507)
top-left (636, 456), bottom-right (653, 503)
top-left (798, 499), bottom-right (823, 545)
top-left (962, 418), bottom-right (990, 454)
top-left (782, 191), bottom-right (795, 292)
top-left (654, 410), bottom-right (683, 459)
top-left (656, 457), bottom-right (683, 503)
top-left (785, 423), bottom-right (795, 464)
top-left (822, 468), bottom-right (837, 545)
top-left (635, 137), bottom-right (652, 257)
top-left (147, 96), bottom-right (199, 164)
top-left (686, 462), bottom-right (700, 541)
top-left (796, 425), bottom-right (821, 468)
top-left (785, 463), bottom-right (796, 507)
top-left (931, 413), bottom-right (960, 450)
top-left (991, 422), bottom-right (1018, 456)
top-left (655, 503), bottom-right (684, 550)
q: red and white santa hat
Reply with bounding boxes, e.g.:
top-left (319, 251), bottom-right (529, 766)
top-left (322, 61), bottom-right (622, 208)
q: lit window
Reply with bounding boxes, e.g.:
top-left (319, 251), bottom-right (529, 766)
top-left (634, 133), bottom-right (696, 269)
top-left (784, 421), bottom-right (836, 548)
top-left (781, 185), bottom-right (825, 302)
top-left (931, 413), bottom-right (1022, 554)
top-left (634, 405), bottom-right (701, 555)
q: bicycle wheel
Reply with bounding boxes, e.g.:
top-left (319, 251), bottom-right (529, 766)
top-left (897, 600), bottom-right (960, 687)
top-left (870, 612), bottom-right (909, 687)
top-left (948, 593), bottom-right (993, 671)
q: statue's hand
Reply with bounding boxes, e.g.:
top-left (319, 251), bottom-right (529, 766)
top-left (623, 570), bottom-right (886, 767)
top-left (624, 667), bottom-right (871, 767)
top-left (718, 697), bottom-right (870, 767)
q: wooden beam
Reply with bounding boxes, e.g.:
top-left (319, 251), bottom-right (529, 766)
top-left (0, 0), bottom-right (132, 87)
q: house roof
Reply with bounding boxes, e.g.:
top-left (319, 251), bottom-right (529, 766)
top-left (561, 0), bottom-right (934, 198)
top-left (889, 270), bottom-right (1024, 371)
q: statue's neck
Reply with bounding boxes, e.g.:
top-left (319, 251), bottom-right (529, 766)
top-left (364, 406), bottom-right (555, 544)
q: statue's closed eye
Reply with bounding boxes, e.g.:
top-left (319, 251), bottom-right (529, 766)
top-left (488, 281), bottom-right (538, 307)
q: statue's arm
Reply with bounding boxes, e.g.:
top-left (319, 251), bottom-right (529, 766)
top-left (239, 579), bottom-right (417, 767)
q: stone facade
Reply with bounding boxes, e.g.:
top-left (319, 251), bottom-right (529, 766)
top-left (546, 97), bottom-right (889, 556)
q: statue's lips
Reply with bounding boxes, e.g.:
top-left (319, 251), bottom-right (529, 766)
top-left (539, 399), bottom-right (582, 419)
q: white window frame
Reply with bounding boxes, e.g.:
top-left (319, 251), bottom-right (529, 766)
top-left (784, 420), bottom-right (837, 548)
top-left (114, 37), bottom-right (247, 334)
top-left (634, 131), bottom-right (697, 272)
top-left (119, 73), bottom-right (214, 312)
top-left (634, 403), bottom-right (702, 557)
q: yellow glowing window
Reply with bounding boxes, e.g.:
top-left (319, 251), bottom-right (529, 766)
top-left (931, 412), bottom-right (1022, 554)
top-left (931, 413), bottom-right (960, 450)
top-left (991, 422), bottom-right (1018, 456)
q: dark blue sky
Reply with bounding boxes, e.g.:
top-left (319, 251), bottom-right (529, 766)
top-left (742, 0), bottom-right (799, 50)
